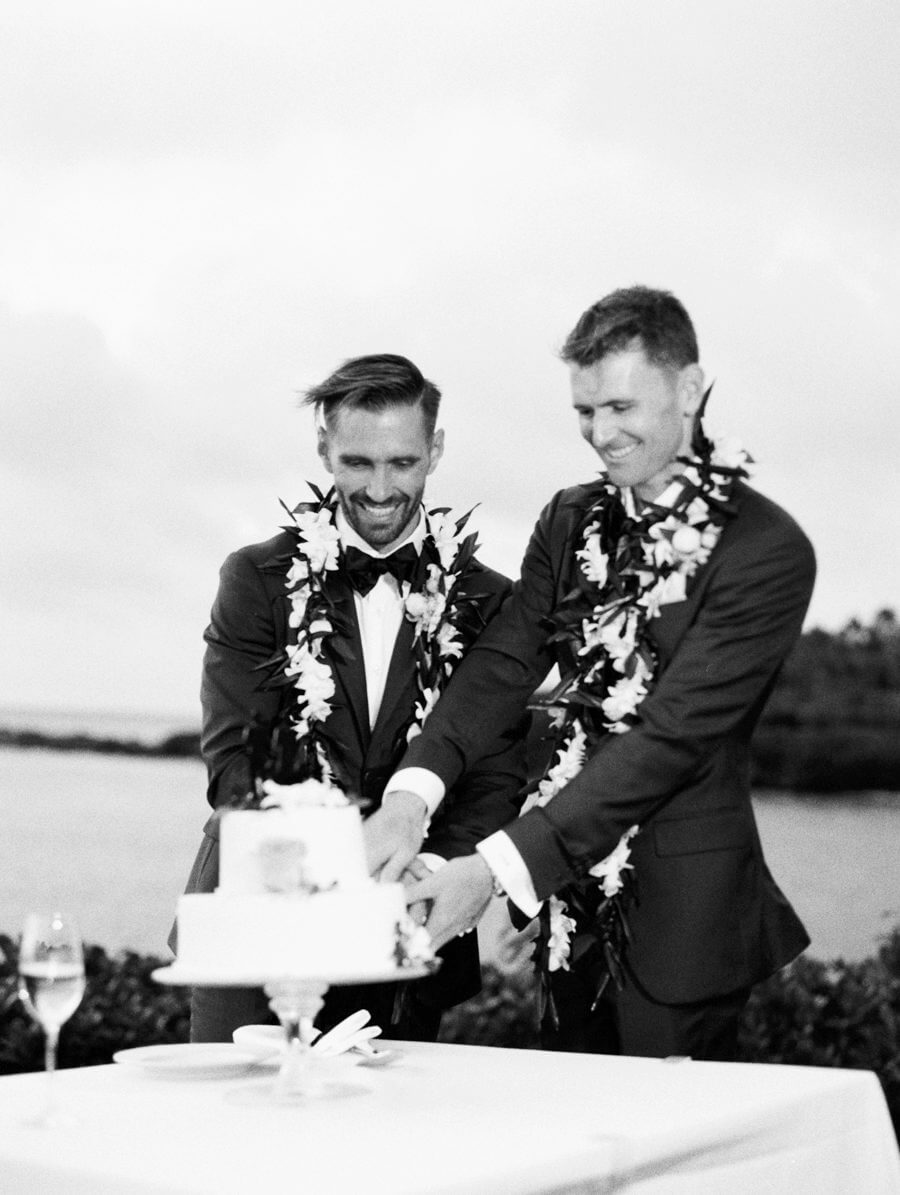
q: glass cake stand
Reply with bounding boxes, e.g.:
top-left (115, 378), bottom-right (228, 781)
top-left (152, 962), bottom-right (438, 1103)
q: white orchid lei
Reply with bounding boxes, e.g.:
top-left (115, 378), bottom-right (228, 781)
top-left (401, 505), bottom-right (483, 742)
top-left (530, 420), bottom-right (753, 1000)
top-left (253, 485), bottom-right (484, 794)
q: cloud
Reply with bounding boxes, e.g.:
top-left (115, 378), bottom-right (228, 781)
top-left (0, 2), bottom-right (897, 713)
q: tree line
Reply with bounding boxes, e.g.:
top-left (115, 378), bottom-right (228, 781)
top-left (752, 608), bottom-right (900, 791)
top-left (3, 610), bottom-right (898, 793)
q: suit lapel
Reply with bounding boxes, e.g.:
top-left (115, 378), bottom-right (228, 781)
top-left (650, 483), bottom-right (752, 664)
top-left (652, 589), bottom-right (698, 665)
top-left (321, 571), bottom-right (371, 755)
top-left (552, 485), bottom-right (701, 671)
top-left (369, 612), bottom-right (416, 748)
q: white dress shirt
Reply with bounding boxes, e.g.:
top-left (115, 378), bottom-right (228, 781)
top-left (387, 480), bottom-right (686, 917)
top-left (337, 508), bottom-right (427, 729)
top-left (337, 508), bottom-right (442, 866)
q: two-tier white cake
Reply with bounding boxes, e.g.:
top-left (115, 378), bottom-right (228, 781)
top-left (174, 779), bottom-right (431, 979)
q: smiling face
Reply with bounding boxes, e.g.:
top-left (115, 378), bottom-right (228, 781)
top-left (318, 401), bottom-right (444, 552)
top-left (570, 343), bottom-right (704, 503)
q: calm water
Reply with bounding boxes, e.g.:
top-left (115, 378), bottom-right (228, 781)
top-left (0, 746), bottom-right (898, 963)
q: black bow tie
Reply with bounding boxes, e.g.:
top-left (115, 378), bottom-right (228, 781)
top-left (343, 543), bottom-right (419, 597)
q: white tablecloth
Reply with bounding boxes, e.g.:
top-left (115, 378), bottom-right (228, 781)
top-left (0, 1042), bottom-right (897, 1194)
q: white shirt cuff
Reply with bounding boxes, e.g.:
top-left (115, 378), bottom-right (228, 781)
top-left (416, 852), bottom-right (446, 873)
top-left (477, 832), bottom-right (542, 920)
top-left (384, 767), bottom-right (446, 819)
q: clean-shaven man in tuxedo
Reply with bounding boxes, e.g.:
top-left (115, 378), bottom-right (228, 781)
top-left (366, 288), bottom-right (815, 1060)
top-left (182, 353), bottom-right (526, 1043)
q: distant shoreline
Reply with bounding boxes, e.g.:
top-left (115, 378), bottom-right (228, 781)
top-left (3, 611), bottom-right (900, 789)
top-left (0, 726), bottom-right (201, 759)
top-left (3, 722), bottom-right (899, 794)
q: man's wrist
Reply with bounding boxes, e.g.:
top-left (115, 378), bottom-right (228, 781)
top-left (385, 767), bottom-right (445, 819)
top-left (417, 852), bottom-right (446, 873)
top-left (380, 789), bottom-right (428, 824)
top-left (476, 833), bottom-right (541, 920)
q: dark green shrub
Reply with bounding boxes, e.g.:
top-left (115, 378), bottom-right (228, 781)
top-left (0, 935), bottom-right (189, 1073)
top-left (439, 962), bottom-right (540, 1049)
top-left (736, 929), bottom-right (900, 1139)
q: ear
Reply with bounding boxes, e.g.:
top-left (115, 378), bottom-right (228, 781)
top-left (317, 425), bottom-right (334, 474)
top-left (427, 427), bottom-right (445, 475)
top-left (678, 364), bottom-right (705, 419)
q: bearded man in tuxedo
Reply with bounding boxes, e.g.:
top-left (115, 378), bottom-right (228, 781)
top-left (367, 287), bottom-right (815, 1061)
top-left (180, 353), bottom-right (526, 1043)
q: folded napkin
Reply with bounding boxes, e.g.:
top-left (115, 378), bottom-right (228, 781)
top-left (233, 1010), bottom-right (383, 1061)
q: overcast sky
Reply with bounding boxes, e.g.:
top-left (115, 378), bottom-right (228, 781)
top-left (1, 1), bottom-right (897, 720)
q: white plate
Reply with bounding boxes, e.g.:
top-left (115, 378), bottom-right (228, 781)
top-left (232, 1025), bottom-right (284, 1062)
top-left (112, 1044), bottom-right (259, 1078)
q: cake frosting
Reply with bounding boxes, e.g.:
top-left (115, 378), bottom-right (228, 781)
top-left (174, 779), bottom-right (433, 979)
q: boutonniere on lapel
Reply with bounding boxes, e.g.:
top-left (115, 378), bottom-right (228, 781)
top-left (256, 487), bottom-right (483, 788)
top-left (528, 398), bottom-right (753, 1014)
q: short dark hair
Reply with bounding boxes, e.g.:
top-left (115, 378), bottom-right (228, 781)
top-left (561, 286), bottom-right (699, 371)
top-left (302, 353), bottom-right (441, 435)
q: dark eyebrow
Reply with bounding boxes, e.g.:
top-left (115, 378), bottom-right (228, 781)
top-left (336, 452), bottom-right (421, 465)
top-left (336, 452), bottom-right (371, 465)
top-left (572, 398), bottom-right (631, 410)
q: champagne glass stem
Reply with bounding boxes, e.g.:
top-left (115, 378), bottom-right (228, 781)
top-left (266, 981), bottom-right (326, 1099)
top-left (18, 912), bottom-right (85, 1128)
top-left (277, 1012), bottom-right (304, 1097)
top-left (43, 1027), bottom-right (59, 1122)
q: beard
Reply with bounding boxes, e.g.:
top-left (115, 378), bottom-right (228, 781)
top-left (339, 489), bottom-right (421, 551)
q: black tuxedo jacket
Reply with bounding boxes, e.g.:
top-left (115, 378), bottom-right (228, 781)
top-left (184, 526), bottom-right (526, 1009)
top-left (402, 479), bottom-right (816, 1004)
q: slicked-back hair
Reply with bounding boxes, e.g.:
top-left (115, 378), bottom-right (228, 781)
top-left (302, 353), bottom-right (441, 436)
top-left (561, 286), bottom-right (699, 371)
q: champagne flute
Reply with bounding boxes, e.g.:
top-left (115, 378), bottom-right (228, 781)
top-left (18, 911), bottom-right (86, 1128)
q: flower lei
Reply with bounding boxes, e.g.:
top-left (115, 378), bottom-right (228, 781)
top-left (256, 485), bottom-right (482, 792)
top-left (530, 422), bottom-right (753, 1007)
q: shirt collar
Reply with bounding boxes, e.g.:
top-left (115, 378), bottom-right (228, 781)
top-left (621, 478), bottom-right (684, 519)
top-left (335, 506), bottom-right (427, 558)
